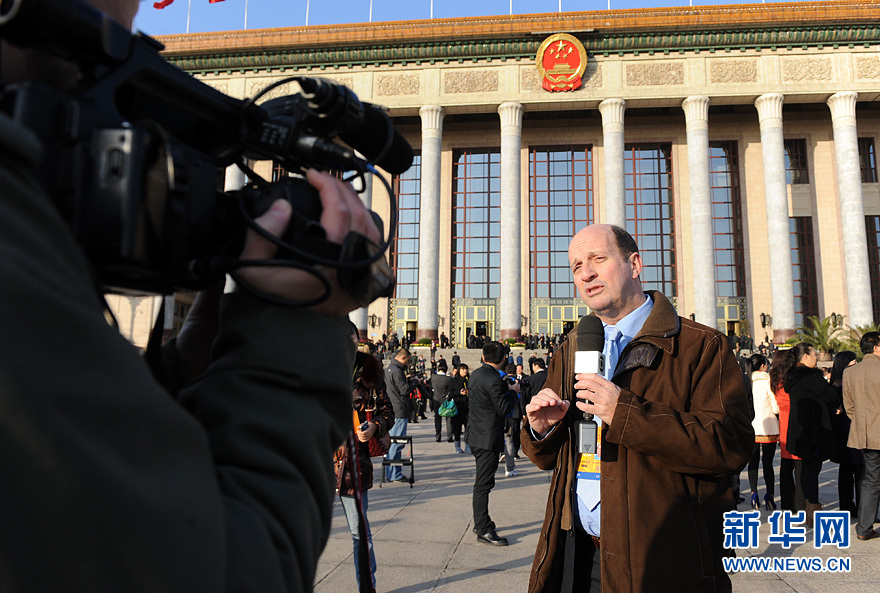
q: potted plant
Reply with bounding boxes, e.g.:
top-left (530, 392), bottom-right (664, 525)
top-left (795, 315), bottom-right (847, 361)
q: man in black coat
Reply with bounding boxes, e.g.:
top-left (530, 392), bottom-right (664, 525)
top-left (384, 348), bottom-right (411, 482)
top-left (524, 357), bottom-right (547, 412)
top-left (466, 341), bottom-right (518, 545)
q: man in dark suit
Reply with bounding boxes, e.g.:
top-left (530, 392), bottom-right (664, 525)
top-left (452, 351), bottom-right (461, 370)
top-left (466, 341), bottom-right (518, 545)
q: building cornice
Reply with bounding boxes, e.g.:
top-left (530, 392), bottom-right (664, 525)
top-left (155, 1), bottom-right (880, 74)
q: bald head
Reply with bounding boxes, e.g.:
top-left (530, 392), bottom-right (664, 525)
top-left (568, 224), bottom-right (645, 324)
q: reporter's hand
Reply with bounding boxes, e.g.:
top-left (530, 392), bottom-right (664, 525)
top-left (525, 387), bottom-right (570, 438)
top-left (574, 373), bottom-right (621, 426)
top-left (236, 169), bottom-right (381, 315)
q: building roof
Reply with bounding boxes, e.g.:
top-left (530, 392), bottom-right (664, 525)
top-left (158, 0), bottom-right (880, 73)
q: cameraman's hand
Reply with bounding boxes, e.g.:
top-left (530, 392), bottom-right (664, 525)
top-left (236, 169), bottom-right (381, 315)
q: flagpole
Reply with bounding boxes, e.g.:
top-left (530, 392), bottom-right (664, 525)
top-left (244, 0), bottom-right (248, 29)
top-left (186, 0), bottom-right (192, 33)
top-left (430, 0), bottom-right (433, 18)
top-left (369, 0), bottom-right (373, 21)
top-left (305, 0), bottom-right (310, 25)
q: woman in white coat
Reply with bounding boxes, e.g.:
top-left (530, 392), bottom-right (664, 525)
top-left (749, 353), bottom-right (780, 509)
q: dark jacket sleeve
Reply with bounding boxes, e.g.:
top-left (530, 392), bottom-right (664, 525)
top-left (0, 114), bottom-right (353, 593)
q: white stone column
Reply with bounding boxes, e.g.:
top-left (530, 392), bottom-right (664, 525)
top-left (498, 102), bottom-right (524, 341)
top-left (223, 165), bottom-right (248, 293)
top-left (349, 160), bottom-right (374, 338)
top-left (827, 92), bottom-right (874, 327)
top-left (599, 98), bottom-right (627, 228)
top-left (223, 164), bottom-right (247, 192)
top-left (683, 96), bottom-right (716, 329)
top-left (416, 105), bottom-right (444, 340)
top-left (755, 93), bottom-right (796, 342)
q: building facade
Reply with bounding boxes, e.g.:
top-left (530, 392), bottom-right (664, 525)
top-left (154, 0), bottom-right (880, 348)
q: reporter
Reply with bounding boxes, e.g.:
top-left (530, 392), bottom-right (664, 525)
top-left (0, 2), bottom-right (373, 591)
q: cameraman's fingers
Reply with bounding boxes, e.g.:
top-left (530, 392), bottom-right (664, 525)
top-left (306, 169), bottom-right (380, 244)
top-left (240, 198), bottom-right (292, 259)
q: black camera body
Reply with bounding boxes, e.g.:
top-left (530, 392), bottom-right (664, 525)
top-left (0, 0), bottom-right (411, 304)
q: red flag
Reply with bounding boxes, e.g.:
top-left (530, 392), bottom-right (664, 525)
top-left (208, 0), bottom-right (225, 3)
top-left (153, 0), bottom-right (173, 8)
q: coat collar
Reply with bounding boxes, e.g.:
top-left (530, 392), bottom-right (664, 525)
top-left (565, 291), bottom-right (680, 354)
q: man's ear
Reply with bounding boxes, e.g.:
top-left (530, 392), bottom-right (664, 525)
top-left (629, 252), bottom-right (643, 279)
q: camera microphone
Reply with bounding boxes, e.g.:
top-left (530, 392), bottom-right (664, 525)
top-left (296, 77), bottom-right (414, 175)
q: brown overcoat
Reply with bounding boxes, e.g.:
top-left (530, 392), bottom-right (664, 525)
top-left (843, 352), bottom-right (880, 450)
top-left (521, 292), bottom-right (754, 593)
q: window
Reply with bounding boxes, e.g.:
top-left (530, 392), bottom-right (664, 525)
top-left (709, 142), bottom-right (746, 298)
top-left (790, 217), bottom-right (819, 327)
top-left (867, 216), bottom-right (880, 321)
top-left (529, 146), bottom-right (594, 299)
top-left (452, 149), bottom-right (501, 299)
top-left (390, 153), bottom-right (421, 299)
top-left (784, 139), bottom-right (809, 184)
top-left (624, 143), bottom-right (676, 296)
top-left (859, 137), bottom-right (878, 183)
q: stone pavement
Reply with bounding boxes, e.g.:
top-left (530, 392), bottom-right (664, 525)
top-left (315, 418), bottom-right (879, 593)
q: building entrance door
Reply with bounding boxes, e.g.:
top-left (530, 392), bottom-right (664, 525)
top-left (451, 300), bottom-right (497, 348)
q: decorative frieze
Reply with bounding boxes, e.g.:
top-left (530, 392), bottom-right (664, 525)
top-left (521, 68), bottom-right (541, 91)
top-left (376, 73), bottom-right (420, 96)
top-left (856, 56), bottom-right (880, 80)
top-left (710, 59), bottom-right (758, 83)
top-left (202, 80), bottom-right (230, 94)
top-left (782, 58), bottom-right (832, 82)
top-left (626, 62), bottom-right (684, 86)
top-left (443, 70), bottom-right (499, 94)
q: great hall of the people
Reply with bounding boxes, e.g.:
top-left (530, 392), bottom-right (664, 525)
top-left (116, 0), bottom-right (880, 348)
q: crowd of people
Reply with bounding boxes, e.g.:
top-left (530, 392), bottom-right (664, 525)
top-left (736, 336), bottom-right (880, 538)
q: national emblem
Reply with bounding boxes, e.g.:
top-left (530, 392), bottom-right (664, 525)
top-left (536, 33), bottom-right (589, 92)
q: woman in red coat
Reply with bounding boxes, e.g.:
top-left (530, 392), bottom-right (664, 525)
top-left (772, 348), bottom-right (805, 513)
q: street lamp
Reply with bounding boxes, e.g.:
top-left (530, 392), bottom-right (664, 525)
top-left (760, 313), bottom-right (772, 328)
top-left (369, 314), bottom-right (379, 328)
top-left (830, 312), bottom-right (843, 327)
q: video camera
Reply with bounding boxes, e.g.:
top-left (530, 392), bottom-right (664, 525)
top-left (0, 0), bottom-right (413, 306)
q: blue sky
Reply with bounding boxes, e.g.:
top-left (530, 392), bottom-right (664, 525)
top-left (134, 0), bottom-right (802, 36)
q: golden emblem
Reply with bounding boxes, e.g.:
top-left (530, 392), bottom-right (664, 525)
top-left (536, 33), bottom-right (588, 92)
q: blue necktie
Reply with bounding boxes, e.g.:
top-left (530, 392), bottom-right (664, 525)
top-left (604, 325), bottom-right (622, 380)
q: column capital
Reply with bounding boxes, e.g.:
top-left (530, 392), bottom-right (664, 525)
top-left (599, 98), bottom-right (626, 133)
top-left (498, 102), bottom-right (524, 133)
top-left (419, 105), bottom-right (445, 135)
top-left (755, 93), bottom-right (784, 128)
top-left (827, 91), bottom-right (858, 128)
top-left (682, 96), bottom-right (710, 131)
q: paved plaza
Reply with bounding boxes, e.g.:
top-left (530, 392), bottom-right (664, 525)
top-left (315, 406), bottom-right (879, 593)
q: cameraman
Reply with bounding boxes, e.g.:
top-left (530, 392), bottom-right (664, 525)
top-left (0, 1), bottom-right (379, 591)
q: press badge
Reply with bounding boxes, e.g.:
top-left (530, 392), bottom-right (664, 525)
top-left (576, 419), bottom-right (601, 480)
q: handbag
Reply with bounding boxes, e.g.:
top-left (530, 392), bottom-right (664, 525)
top-left (364, 400), bottom-right (391, 457)
top-left (438, 396), bottom-right (458, 418)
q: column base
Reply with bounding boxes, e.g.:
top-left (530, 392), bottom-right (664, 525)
top-left (417, 329), bottom-right (438, 341)
top-left (500, 329), bottom-right (521, 342)
top-left (773, 328), bottom-right (797, 344)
